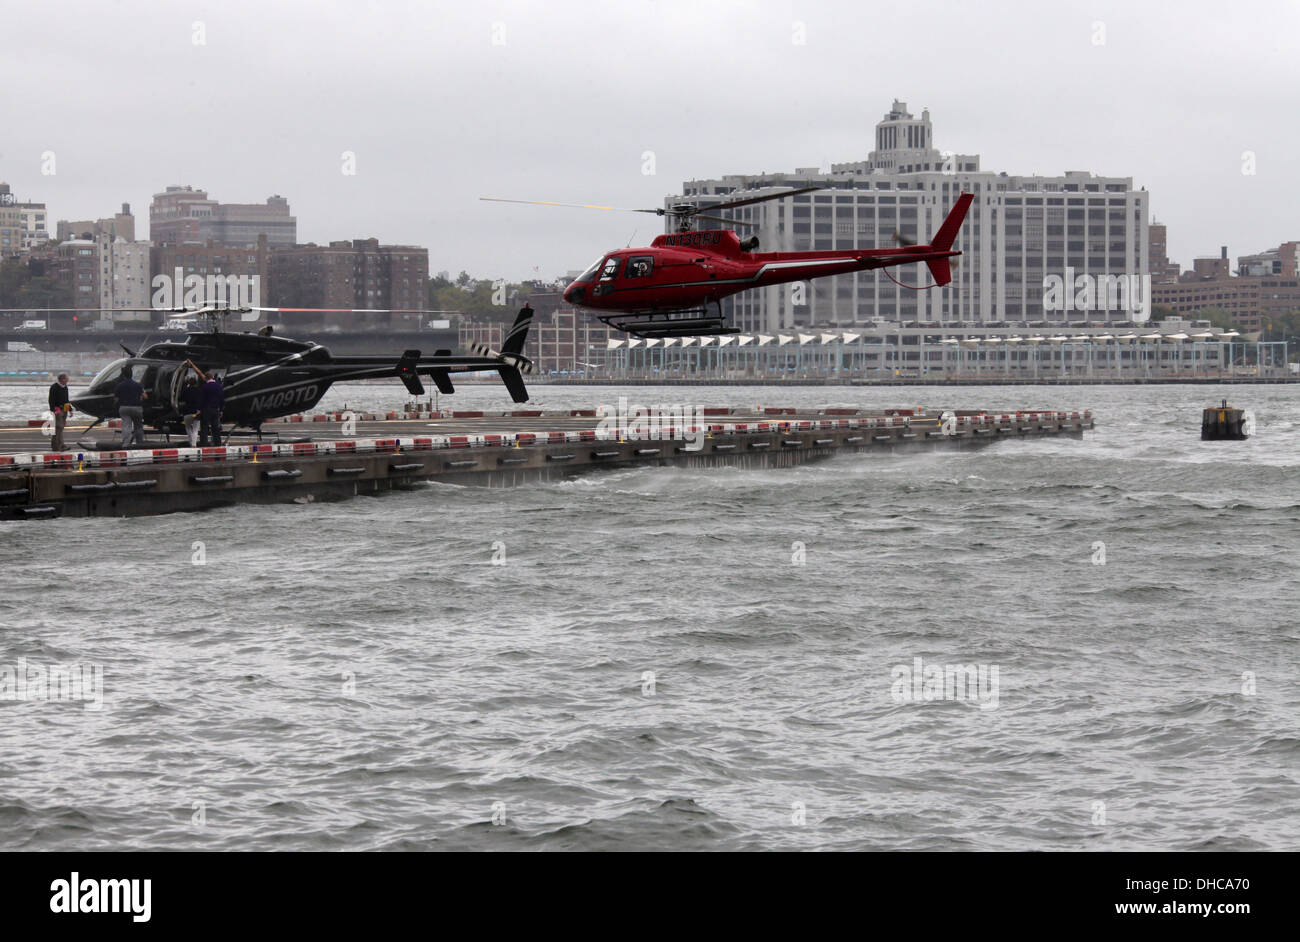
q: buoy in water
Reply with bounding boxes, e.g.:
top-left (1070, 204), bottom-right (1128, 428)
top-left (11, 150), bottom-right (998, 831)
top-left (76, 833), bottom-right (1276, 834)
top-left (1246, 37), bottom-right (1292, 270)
top-left (1201, 400), bottom-right (1249, 441)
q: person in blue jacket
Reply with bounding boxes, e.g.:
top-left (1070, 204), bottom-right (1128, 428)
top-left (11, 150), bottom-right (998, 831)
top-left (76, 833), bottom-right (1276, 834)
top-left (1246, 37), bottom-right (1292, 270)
top-left (198, 372), bottom-right (225, 446)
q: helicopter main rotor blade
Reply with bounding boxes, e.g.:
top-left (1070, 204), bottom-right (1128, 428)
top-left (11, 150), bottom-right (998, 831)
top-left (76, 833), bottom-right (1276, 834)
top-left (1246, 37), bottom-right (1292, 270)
top-left (691, 213), bottom-right (758, 228)
top-left (480, 187), bottom-right (821, 224)
top-left (0, 306), bottom-right (216, 314)
top-left (245, 306), bottom-right (462, 313)
top-left (479, 197), bottom-right (665, 216)
top-left (697, 185), bottom-right (822, 213)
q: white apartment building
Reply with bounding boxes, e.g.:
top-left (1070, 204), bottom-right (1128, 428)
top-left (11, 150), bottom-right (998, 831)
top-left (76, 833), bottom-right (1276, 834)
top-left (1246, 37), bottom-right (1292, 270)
top-left (110, 239), bottom-right (152, 318)
top-left (672, 101), bottom-right (1149, 332)
top-left (91, 236), bottom-right (152, 321)
top-left (19, 203), bottom-right (48, 251)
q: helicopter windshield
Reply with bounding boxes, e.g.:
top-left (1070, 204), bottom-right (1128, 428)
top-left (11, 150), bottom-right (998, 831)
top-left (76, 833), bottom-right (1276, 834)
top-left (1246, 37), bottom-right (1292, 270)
top-left (573, 257), bottom-right (604, 284)
top-left (84, 359), bottom-right (165, 396)
top-left (86, 359), bottom-right (133, 395)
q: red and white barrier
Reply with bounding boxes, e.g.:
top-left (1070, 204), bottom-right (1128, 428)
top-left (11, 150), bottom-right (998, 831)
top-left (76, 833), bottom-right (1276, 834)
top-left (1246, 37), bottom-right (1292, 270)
top-left (1, 405), bottom-right (1095, 472)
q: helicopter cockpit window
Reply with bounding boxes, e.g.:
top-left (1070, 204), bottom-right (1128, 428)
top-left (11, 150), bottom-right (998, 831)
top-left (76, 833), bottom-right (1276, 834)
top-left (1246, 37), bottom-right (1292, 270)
top-left (625, 256), bottom-right (654, 279)
top-left (599, 257), bottom-right (623, 281)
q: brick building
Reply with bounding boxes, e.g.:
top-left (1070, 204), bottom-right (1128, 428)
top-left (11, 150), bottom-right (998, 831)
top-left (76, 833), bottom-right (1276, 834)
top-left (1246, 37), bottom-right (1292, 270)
top-left (530, 307), bottom-right (613, 374)
top-left (150, 236), bottom-right (270, 315)
top-left (1147, 222), bottom-right (1180, 284)
top-left (41, 240), bottom-right (100, 325)
top-left (150, 186), bottom-right (296, 247)
top-left (268, 239), bottom-right (428, 327)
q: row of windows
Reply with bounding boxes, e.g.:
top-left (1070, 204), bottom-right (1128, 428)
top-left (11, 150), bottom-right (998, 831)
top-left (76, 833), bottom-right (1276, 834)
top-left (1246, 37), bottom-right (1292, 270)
top-left (164, 255), bottom-right (260, 265)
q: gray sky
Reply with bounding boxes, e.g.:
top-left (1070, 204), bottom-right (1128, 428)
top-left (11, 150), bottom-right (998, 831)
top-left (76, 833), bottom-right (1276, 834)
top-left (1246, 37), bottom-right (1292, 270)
top-left (2, 0), bottom-right (1297, 282)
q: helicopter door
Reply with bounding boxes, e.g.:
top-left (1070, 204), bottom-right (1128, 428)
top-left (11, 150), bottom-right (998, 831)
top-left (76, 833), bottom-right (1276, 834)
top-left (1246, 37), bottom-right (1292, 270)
top-left (167, 364), bottom-right (192, 413)
top-left (140, 365), bottom-right (160, 401)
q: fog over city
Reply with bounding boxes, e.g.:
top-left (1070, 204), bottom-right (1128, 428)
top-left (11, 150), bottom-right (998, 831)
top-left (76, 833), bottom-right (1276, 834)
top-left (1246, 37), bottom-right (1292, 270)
top-left (1, 0), bottom-right (1296, 281)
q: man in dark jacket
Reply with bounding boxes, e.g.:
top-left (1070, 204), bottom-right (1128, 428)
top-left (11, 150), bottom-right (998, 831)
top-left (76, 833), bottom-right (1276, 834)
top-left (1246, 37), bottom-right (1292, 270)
top-left (198, 372), bottom-right (225, 446)
top-left (113, 369), bottom-right (147, 448)
top-left (47, 373), bottom-right (72, 451)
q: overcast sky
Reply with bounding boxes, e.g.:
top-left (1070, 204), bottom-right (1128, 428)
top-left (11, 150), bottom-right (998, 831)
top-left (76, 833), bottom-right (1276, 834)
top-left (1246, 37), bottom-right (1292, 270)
top-left (2, 0), bottom-right (1297, 282)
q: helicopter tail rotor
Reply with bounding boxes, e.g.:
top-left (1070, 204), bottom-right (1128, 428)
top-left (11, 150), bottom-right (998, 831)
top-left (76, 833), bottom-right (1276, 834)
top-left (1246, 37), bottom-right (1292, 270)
top-left (470, 339), bottom-right (535, 376)
top-left (890, 193), bottom-right (974, 286)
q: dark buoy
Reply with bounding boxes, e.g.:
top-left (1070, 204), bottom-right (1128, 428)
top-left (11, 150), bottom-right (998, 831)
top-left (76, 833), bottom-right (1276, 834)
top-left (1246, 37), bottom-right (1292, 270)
top-left (1201, 399), bottom-right (1249, 440)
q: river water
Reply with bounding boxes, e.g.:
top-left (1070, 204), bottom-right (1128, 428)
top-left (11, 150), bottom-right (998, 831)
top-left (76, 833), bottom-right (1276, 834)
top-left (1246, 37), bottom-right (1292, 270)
top-left (1, 382), bottom-right (1296, 850)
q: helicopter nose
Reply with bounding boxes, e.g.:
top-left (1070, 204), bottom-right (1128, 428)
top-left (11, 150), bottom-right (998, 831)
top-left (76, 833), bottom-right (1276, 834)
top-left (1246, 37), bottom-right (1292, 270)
top-left (564, 283), bottom-right (584, 305)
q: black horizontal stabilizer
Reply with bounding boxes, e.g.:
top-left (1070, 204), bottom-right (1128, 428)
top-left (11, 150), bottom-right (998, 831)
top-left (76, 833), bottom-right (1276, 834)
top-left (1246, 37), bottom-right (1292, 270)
top-left (397, 349), bottom-right (424, 396)
top-left (498, 366), bottom-right (529, 403)
top-left (430, 369), bottom-right (455, 395)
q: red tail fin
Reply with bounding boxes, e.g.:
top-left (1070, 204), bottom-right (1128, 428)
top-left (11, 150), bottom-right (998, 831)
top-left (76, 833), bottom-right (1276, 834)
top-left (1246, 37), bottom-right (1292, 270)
top-left (925, 257), bottom-right (953, 286)
top-left (930, 192), bottom-right (973, 252)
top-left (921, 192), bottom-right (972, 286)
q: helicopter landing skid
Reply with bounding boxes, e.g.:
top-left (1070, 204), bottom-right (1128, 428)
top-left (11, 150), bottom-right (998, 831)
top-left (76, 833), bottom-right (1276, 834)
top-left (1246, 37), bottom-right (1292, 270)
top-left (598, 301), bottom-right (738, 339)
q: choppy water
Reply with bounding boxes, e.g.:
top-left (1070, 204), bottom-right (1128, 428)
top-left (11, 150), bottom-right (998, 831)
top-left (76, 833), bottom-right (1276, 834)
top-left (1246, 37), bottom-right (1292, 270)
top-left (1, 383), bottom-right (1297, 850)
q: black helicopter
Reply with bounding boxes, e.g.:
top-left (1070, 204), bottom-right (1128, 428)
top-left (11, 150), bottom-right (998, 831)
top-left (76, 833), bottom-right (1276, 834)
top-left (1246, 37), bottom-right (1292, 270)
top-left (68, 304), bottom-right (536, 438)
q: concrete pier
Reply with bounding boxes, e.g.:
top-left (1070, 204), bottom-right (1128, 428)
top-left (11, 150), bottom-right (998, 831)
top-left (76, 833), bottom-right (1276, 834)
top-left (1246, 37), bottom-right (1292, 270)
top-left (0, 407), bottom-right (1093, 519)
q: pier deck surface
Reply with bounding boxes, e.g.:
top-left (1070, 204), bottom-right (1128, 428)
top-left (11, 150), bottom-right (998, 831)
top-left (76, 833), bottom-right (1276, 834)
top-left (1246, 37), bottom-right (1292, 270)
top-left (0, 407), bottom-right (1093, 519)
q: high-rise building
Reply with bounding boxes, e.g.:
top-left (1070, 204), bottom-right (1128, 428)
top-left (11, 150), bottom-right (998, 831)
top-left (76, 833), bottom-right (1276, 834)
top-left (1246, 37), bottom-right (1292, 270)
top-left (268, 239), bottom-right (428, 327)
top-left (1148, 222), bottom-right (1180, 283)
top-left (149, 186), bottom-right (296, 246)
top-left (109, 240), bottom-right (153, 318)
top-left (673, 101), bottom-right (1149, 330)
top-left (151, 236), bottom-right (270, 315)
top-left (43, 239), bottom-right (100, 324)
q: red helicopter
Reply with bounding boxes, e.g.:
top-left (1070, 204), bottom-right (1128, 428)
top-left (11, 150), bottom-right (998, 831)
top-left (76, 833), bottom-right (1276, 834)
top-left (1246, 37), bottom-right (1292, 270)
top-left (482, 187), bottom-right (973, 337)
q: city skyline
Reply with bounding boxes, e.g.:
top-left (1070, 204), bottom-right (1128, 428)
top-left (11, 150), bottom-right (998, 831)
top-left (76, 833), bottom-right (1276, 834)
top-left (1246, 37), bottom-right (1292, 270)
top-left (1, 1), bottom-right (1297, 283)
